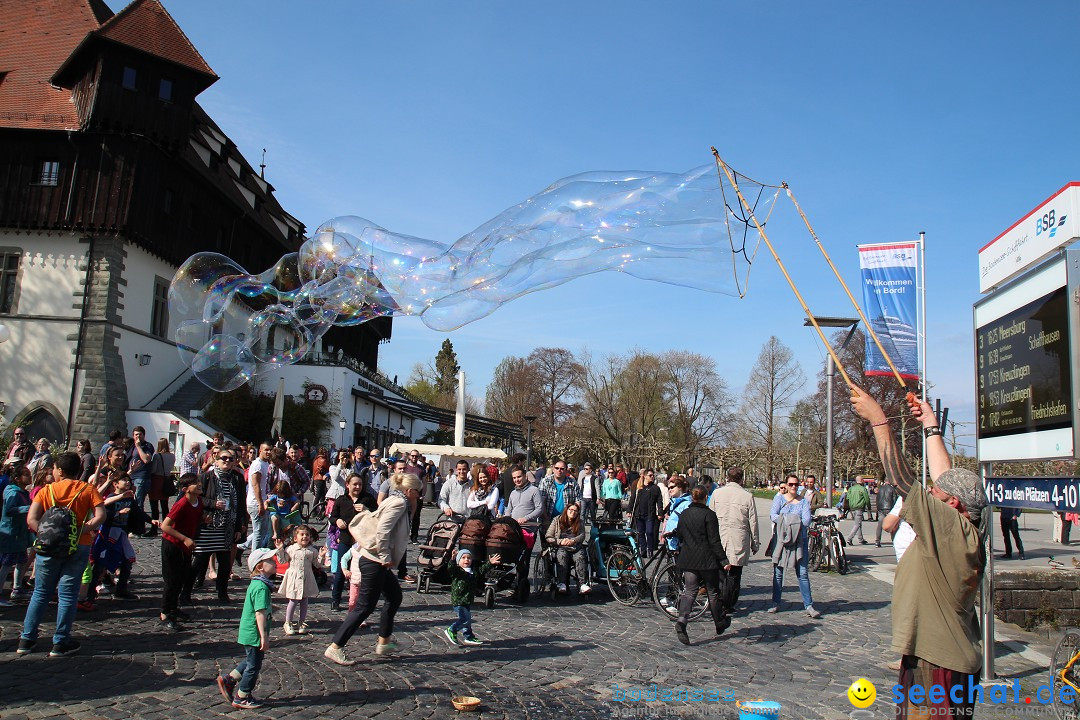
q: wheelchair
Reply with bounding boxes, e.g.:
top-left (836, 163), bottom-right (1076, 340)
top-left (532, 540), bottom-right (593, 601)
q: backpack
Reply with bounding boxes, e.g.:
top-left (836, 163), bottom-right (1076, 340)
top-left (664, 495), bottom-right (691, 551)
top-left (33, 484), bottom-right (87, 558)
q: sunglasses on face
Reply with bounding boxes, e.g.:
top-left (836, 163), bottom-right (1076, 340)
top-left (554, 466), bottom-right (566, 470)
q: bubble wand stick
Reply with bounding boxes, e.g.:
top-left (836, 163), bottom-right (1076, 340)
top-left (784, 184), bottom-right (910, 392)
top-left (712, 147), bottom-right (855, 391)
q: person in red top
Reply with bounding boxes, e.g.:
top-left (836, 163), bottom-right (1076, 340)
top-left (160, 474), bottom-right (204, 631)
top-left (17, 452), bottom-right (105, 657)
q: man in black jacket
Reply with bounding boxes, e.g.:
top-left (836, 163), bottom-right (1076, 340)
top-left (672, 484), bottom-right (731, 645)
top-left (631, 470), bottom-right (663, 558)
top-left (875, 477), bottom-right (898, 547)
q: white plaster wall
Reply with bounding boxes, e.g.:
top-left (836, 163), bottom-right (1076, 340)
top-left (116, 329), bottom-right (187, 408)
top-left (120, 243), bottom-right (176, 336)
top-left (0, 231), bottom-right (86, 429)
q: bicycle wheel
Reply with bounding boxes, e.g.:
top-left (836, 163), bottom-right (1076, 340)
top-left (651, 563), bottom-right (708, 622)
top-left (532, 550), bottom-right (555, 596)
top-left (832, 534), bottom-right (849, 575)
top-left (1051, 631), bottom-right (1080, 720)
top-left (605, 546), bottom-right (642, 605)
top-left (807, 533), bottom-right (823, 572)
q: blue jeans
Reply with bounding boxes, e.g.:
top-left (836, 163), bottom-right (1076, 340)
top-left (771, 537), bottom-right (813, 608)
top-left (131, 472), bottom-right (151, 515)
top-left (234, 645), bottom-right (264, 695)
top-left (244, 507), bottom-right (271, 550)
top-left (450, 605), bottom-right (474, 638)
top-left (21, 544), bottom-right (91, 645)
top-left (634, 516), bottom-right (658, 558)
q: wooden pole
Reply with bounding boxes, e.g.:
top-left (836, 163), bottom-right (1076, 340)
top-left (711, 148), bottom-right (855, 389)
top-left (784, 186), bottom-right (907, 389)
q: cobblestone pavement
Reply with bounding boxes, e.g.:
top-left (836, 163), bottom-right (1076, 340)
top-left (0, 503), bottom-right (1061, 720)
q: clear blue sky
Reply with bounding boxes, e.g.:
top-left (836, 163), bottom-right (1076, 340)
top-left (153, 1), bottom-right (1080, 454)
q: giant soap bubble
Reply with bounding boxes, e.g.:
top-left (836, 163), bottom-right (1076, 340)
top-left (170, 163), bottom-right (772, 390)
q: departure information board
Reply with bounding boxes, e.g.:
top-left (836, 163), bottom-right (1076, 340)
top-left (977, 285), bottom-right (1070, 438)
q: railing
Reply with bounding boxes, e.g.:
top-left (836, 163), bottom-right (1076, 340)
top-left (139, 366), bottom-right (193, 410)
top-left (295, 352), bottom-right (422, 404)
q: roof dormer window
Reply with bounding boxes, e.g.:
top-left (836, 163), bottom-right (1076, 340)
top-left (122, 65), bottom-right (137, 90)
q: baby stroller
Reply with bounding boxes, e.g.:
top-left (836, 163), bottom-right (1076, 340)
top-left (458, 515), bottom-right (491, 565)
top-left (481, 517), bottom-right (531, 608)
top-left (416, 517), bottom-right (463, 594)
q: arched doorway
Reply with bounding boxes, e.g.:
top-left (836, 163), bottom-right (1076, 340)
top-left (13, 405), bottom-right (65, 445)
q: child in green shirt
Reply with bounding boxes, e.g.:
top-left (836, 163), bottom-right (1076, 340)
top-left (217, 547), bottom-right (277, 710)
top-left (443, 548), bottom-right (499, 647)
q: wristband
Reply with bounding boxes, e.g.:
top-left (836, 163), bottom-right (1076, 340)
top-left (924, 426), bottom-right (943, 438)
top-left (871, 420), bottom-right (889, 428)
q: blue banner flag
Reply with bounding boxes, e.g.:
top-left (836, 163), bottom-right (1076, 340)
top-left (858, 242), bottom-right (919, 381)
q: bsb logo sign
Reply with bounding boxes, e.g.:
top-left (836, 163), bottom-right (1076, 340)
top-left (979, 183), bottom-right (1080, 293)
top-left (1035, 209), bottom-right (1067, 238)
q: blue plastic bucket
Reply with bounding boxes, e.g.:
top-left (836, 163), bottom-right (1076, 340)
top-left (736, 700), bottom-right (781, 720)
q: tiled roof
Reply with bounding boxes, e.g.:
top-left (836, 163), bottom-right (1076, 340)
top-left (94, 0), bottom-right (216, 79)
top-left (0, 0), bottom-right (216, 132)
top-left (0, 0), bottom-right (112, 130)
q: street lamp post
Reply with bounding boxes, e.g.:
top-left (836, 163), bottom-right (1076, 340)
top-left (339, 417), bottom-right (347, 449)
top-left (523, 415), bottom-right (537, 470)
top-left (804, 317), bottom-right (860, 508)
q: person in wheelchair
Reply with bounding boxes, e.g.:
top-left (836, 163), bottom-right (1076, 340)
top-left (544, 504), bottom-right (590, 594)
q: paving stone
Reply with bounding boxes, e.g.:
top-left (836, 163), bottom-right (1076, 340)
top-left (0, 505), bottom-right (1056, 719)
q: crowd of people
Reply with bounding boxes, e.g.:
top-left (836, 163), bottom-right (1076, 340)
top-left (0, 384), bottom-right (1003, 715)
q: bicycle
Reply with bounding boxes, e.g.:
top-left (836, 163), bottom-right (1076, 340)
top-left (807, 510), bottom-right (848, 575)
top-left (1050, 628), bottom-right (1080, 720)
top-left (603, 526), bottom-right (708, 621)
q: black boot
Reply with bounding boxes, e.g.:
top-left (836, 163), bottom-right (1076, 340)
top-left (675, 622), bottom-right (690, 645)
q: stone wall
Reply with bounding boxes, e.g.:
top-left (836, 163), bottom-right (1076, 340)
top-left (70, 236), bottom-right (129, 440)
top-left (994, 567), bottom-right (1080, 630)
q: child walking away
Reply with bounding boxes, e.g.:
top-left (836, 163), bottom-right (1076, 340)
top-left (217, 547), bottom-right (278, 710)
top-left (340, 540), bottom-right (363, 611)
top-left (275, 525), bottom-right (320, 635)
top-left (444, 549), bottom-right (499, 647)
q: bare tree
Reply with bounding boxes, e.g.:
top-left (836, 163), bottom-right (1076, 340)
top-left (485, 356), bottom-right (541, 425)
top-left (578, 351), bottom-right (627, 446)
top-left (527, 347), bottom-right (583, 433)
top-left (662, 350), bottom-right (733, 466)
top-left (739, 336), bottom-right (805, 483)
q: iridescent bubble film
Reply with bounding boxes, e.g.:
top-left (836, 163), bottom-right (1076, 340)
top-left (171, 163), bottom-right (774, 390)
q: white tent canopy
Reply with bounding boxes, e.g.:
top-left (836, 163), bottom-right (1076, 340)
top-left (388, 443), bottom-right (507, 478)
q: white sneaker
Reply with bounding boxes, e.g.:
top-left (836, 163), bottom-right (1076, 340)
top-left (297, 622), bottom-right (310, 635)
top-left (557, 583), bottom-right (567, 593)
top-left (766, 604), bottom-right (780, 614)
top-left (283, 622), bottom-right (296, 636)
top-left (579, 583), bottom-right (592, 594)
top-left (375, 641), bottom-right (397, 656)
top-left (806, 606), bottom-right (822, 619)
top-left (323, 644), bottom-right (355, 666)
